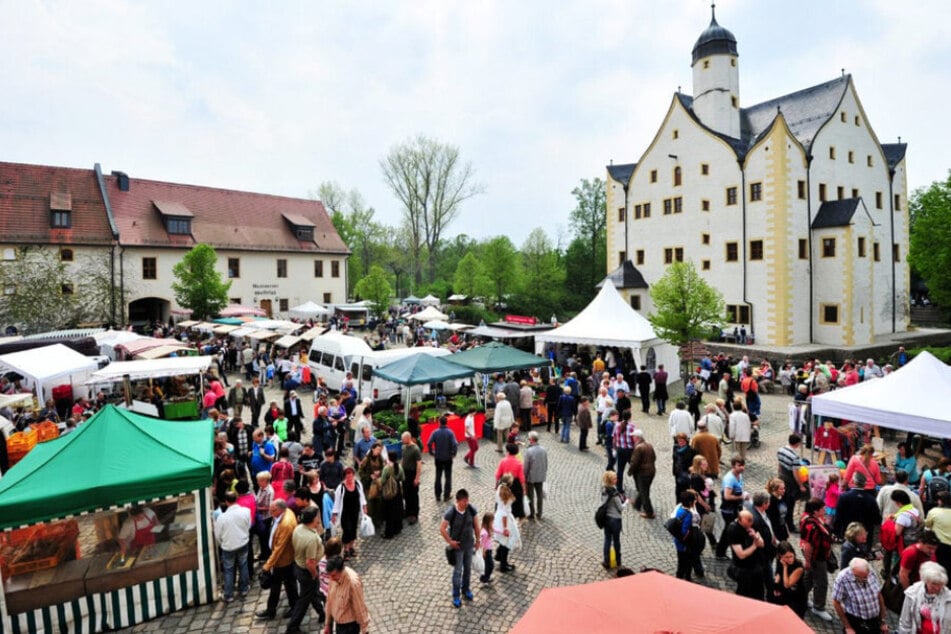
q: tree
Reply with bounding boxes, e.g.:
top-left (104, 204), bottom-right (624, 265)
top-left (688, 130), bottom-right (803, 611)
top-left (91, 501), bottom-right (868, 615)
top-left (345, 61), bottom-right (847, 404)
top-left (909, 171), bottom-right (951, 309)
top-left (0, 246), bottom-right (80, 333)
top-left (481, 236), bottom-right (521, 307)
top-left (318, 181), bottom-right (386, 294)
top-left (74, 251), bottom-right (134, 327)
top-left (452, 251), bottom-right (488, 299)
top-left (353, 265), bottom-right (393, 318)
top-left (380, 135), bottom-right (484, 285)
top-left (569, 177), bottom-right (607, 291)
top-left (519, 228), bottom-right (565, 317)
top-left (172, 244), bottom-right (231, 320)
top-left (562, 236), bottom-right (598, 312)
top-left (648, 261), bottom-right (724, 377)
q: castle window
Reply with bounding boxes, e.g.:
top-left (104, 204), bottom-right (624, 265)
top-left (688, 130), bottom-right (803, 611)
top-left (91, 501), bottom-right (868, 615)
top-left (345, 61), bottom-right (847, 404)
top-left (703, 60), bottom-right (710, 69)
top-left (726, 187), bottom-right (738, 206)
top-left (634, 204), bottom-right (642, 220)
top-left (323, 293), bottom-right (332, 304)
top-left (749, 240), bottom-right (764, 261)
top-left (876, 192), bottom-right (883, 209)
top-left (893, 244), bottom-right (901, 261)
top-left (852, 188), bottom-right (859, 199)
top-left (701, 233), bottom-right (710, 245)
top-left (314, 260), bottom-right (324, 277)
top-left (821, 304), bottom-right (840, 324)
top-left (618, 207), bottom-right (626, 222)
top-left (858, 237), bottom-right (866, 257)
top-left (228, 258), bottom-right (240, 278)
top-left (675, 247), bottom-right (683, 262)
top-left (873, 242), bottom-right (880, 261)
top-left (331, 261), bottom-right (340, 278)
top-left (725, 242), bottom-right (738, 262)
top-left (643, 202), bottom-right (651, 218)
top-left (730, 58), bottom-right (736, 67)
top-left (673, 166), bottom-right (682, 187)
top-left (848, 151), bottom-right (854, 164)
top-left (798, 239), bottom-right (808, 260)
top-left (630, 295), bottom-right (641, 310)
top-left (51, 210), bottom-right (72, 228)
top-left (142, 257), bottom-right (157, 280)
top-left (837, 186), bottom-right (844, 200)
top-left (701, 199), bottom-right (710, 212)
top-left (664, 248), bottom-right (673, 265)
top-left (867, 155), bottom-right (873, 167)
top-left (840, 112), bottom-right (847, 123)
top-left (60, 248), bottom-right (74, 262)
top-left (750, 182), bottom-right (762, 201)
top-left (650, 170), bottom-right (657, 183)
top-left (894, 194), bottom-right (901, 211)
top-left (821, 238), bottom-right (836, 258)
top-left (701, 163), bottom-right (709, 175)
top-left (618, 251), bottom-right (626, 265)
top-left (701, 259), bottom-right (711, 271)
top-left (277, 259), bottom-right (288, 278)
top-left (819, 184), bottom-right (827, 202)
top-left (797, 180), bottom-right (806, 200)
top-left (61, 283), bottom-right (74, 296)
top-left (829, 147), bottom-right (836, 160)
top-left (674, 197), bottom-right (683, 213)
top-left (673, 129), bottom-right (679, 140)
top-left (663, 199), bottom-right (672, 215)
top-left (279, 299), bottom-right (289, 313)
top-left (636, 249), bottom-right (644, 265)
top-left (854, 115), bottom-right (860, 126)
top-left (731, 95), bottom-right (737, 108)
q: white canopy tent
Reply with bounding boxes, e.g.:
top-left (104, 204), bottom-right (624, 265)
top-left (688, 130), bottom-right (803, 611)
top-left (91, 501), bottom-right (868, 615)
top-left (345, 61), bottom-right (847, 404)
top-left (0, 393), bottom-right (35, 410)
top-left (93, 330), bottom-right (148, 361)
top-left (420, 294), bottom-right (441, 307)
top-left (533, 281), bottom-right (680, 377)
top-left (811, 351), bottom-right (951, 437)
top-left (411, 306), bottom-right (449, 322)
top-left (85, 356), bottom-right (212, 384)
top-left (0, 344), bottom-right (99, 402)
top-left (288, 301), bottom-right (331, 320)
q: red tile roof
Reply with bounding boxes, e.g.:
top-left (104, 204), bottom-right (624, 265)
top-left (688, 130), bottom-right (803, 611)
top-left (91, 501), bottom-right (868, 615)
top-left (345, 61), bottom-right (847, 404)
top-left (0, 161), bottom-right (115, 246)
top-left (105, 174), bottom-right (349, 254)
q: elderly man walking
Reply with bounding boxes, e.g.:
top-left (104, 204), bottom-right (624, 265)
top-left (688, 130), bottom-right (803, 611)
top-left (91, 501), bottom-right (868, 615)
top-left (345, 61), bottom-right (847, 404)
top-left (493, 393), bottom-right (515, 453)
top-left (831, 558), bottom-right (888, 634)
top-left (629, 429), bottom-right (657, 519)
top-left (323, 556), bottom-right (370, 634)
top-left (214, 491), bottom-right (252, 603)
top-left (523, 432), bottom-right (549, 521)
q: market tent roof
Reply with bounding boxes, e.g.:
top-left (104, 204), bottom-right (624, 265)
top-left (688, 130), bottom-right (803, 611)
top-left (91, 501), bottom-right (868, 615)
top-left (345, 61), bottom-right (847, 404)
top-left (190, 321), bottom-right (217, 332)
top-left (422, 320), bottom-right (452, 331)
top-left (134, 344), bottom-right (194, 360)
top-left (420, 294), bottom-right (441, 306)
top-left (228, 326), bottom-right (258, 338)
top-left (401, 295), bottom-right (421, 305)
top-left (247, 329), bottom-right (281, 341)
top-left (219, 304), bottom-right (267, 317)
top-left (533, 280), bottom-right (659, 347)
top-left (450, 341), bottom-right (548, 373)
top-left (511, 571), bottom-right (811, 634)
top-left (447, 294), bottom-right (468, 301)
top-left (299, 326), bottom-right (325, 342)
top-left (373, 353), bottom-right (473, 386)
top-left (86, 356), bottom-right (212, 383)
top-left (468, 325), bottom-right (532, 339)
top-left (274, 334), bottom-right (302, 348)
top-left (410, 306), bottom-right (449, 321)
top-left (0, 405), bottom-right (214, 530)
top-left (811, 351), bottom-right (951, 436)
top-left (0, 344), bottom-right (98, 389)
top-left (117, 337), bottom-right (182, 357)
top-left (0, 393), bottom-right (34, 409)
top-left (212, 317), bottom-right (245, 326)
top-left (176, 320), bottom-right (199, 328)
top-left (213, 324), bottom-right (240, 335)
top-left (288, 301), bottom-right (331, 319)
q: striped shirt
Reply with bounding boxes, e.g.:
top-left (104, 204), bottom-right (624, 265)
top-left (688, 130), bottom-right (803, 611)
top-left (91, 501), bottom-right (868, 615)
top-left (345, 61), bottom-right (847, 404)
top-left (327, 567), bottom-right (370, 631)
top-left (832, 567), bottom-right (882, 620)
top-left (777, 445), bottom-right (801, 479)
top-left (613, 423), bottom-right (635, 450)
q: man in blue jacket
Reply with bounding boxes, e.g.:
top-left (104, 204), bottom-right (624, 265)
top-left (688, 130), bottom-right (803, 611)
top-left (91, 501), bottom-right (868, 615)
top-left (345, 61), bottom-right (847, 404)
top-left (427, 416), bottom-right (458, 502)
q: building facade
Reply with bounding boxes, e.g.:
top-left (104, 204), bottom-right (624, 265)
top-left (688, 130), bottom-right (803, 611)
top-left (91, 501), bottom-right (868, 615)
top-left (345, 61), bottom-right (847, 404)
top-left (0, 161), bottom-right (349, 329)
top-left (606, 10), bottom-right (909, 346)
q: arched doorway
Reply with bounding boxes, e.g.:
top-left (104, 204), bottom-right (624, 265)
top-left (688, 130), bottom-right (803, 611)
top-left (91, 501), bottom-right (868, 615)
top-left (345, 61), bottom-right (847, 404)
top-left (259, 299), bottom-right (273, 318)
top-left (128, 297), bottom-right (171, 328)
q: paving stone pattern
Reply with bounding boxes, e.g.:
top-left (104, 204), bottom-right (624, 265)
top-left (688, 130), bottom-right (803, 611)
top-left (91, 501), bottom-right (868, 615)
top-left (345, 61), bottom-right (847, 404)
top-left (126, 383), bottom-right (902, 633)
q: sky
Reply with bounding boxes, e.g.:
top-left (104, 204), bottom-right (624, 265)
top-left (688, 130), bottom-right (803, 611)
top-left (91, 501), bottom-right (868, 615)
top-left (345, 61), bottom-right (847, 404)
top-left (1, 0), bottom-right (948, 246)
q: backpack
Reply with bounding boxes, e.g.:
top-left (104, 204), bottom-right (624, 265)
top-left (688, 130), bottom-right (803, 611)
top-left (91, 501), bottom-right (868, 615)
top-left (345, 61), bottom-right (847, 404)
top-left (926, 469), bottom-right (950, 508)
top-left (664, 511), bottom-right (685, 539)
top-left (595, 491), bottom-right (616, 529)
top-left (382, 466), bottom-right (400, 501)
top-left (880, 514), bottom-right (900, 552)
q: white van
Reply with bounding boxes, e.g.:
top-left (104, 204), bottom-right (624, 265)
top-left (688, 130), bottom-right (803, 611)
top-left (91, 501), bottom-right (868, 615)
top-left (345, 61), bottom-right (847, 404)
top-left (307, 332), bottom-right (375, 393)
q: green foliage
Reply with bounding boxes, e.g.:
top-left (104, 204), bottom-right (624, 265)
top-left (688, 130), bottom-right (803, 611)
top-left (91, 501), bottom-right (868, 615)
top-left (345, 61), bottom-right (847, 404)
top-left (562, 236), bottom-right (599, 312)
top-left (569, 177), bottom-right (607, 293)
top-left (449, 304), bottom-right (499, 326)
top-left (648, 261), bottom-right (724, 374)
top-left (353, 265), bottom-right (393, 317)
top-left (0, 247), bottom-right (80, 333)
top-left (908, 171), bottom-right (951, 309)
top-left (481, 236), bottom-right (522, 305)
top-left (907, 346), bottom-right (951, 365)
top-left (171, 244), bottom-right (231, 320)
top-left (519, 228), bottom-right (565, 318)
top-left (452, 252), bottom-right (489, 299)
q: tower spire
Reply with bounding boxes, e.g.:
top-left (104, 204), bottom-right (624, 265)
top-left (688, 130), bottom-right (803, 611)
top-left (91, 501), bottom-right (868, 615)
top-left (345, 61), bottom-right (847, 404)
top-left (711, 2), bottom-right (717, 24)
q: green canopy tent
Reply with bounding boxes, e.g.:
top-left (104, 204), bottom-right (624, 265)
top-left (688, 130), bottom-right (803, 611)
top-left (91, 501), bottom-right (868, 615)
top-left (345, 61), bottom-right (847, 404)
top-left (373, 353), bottom-right (475, 423)
top-left (449, 341), bottom-right (549, 404)
top-left (0, 405), bottom-right (217, 634)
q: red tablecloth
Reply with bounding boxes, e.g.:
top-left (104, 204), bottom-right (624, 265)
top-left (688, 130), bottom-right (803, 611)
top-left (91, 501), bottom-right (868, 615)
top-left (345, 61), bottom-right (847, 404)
top-left (421, 413), bottom-right (485, 452)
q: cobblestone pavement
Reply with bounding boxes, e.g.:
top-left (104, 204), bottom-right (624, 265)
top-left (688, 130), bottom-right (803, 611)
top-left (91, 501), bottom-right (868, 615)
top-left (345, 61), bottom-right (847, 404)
top-left (127, 381), bottom-right (902, 633)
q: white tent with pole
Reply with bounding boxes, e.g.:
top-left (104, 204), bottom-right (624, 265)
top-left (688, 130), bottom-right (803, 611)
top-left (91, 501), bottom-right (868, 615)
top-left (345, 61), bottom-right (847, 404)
top-left (288, 301), bottom-right (331, 320)
top-left (0, 344), bottom-right (99, 403)
top-left (533, 280), bottom-right (680, 379)
top-left (410, 306), bottom-right (449, 322)
top-left (420, 294), bottom-right (441, 307)
top-left (811, 351), bottom-right (951, 436)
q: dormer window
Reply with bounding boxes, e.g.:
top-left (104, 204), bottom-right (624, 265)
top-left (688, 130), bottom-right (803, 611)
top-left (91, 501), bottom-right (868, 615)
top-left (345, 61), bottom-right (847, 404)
top-left (154, 200), bottom-right (194, 236)
top-left (283, 213), bottom-right (316, 242)
top-left (50, 191), bottom-right (72, 228)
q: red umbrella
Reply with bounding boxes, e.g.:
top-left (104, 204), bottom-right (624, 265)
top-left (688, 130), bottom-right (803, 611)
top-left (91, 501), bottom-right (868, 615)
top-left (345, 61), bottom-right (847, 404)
top-left (510, 571), bottom-right (813, 634)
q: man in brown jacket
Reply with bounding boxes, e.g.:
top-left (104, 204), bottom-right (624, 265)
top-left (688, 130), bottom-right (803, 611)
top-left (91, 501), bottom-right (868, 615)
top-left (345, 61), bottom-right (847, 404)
top-left (628, 429), bottom-right (657, 519)
top-left (256, 499), bottom-right (299, 619)
top-left (689, 418), bottom-right (722, 478)
top-left (577, 396), bottom-right (593, 451)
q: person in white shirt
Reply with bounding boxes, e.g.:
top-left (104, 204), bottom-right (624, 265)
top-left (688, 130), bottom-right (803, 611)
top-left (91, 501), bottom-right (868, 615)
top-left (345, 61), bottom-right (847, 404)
top-left (729, 399), bottom-right (754, 461)
top-left (668, 401), bottom-right (694, 444)
top-left (214, 491), bottom-right (252, 602)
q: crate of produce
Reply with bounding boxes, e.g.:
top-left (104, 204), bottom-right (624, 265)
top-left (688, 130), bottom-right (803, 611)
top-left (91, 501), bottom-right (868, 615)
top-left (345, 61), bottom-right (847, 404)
top-left (7, 449), bottom-right (30, 468)
top-left (7, 429), bottom-right (37, 453)
top-left (34, 421), bottom-right (59, 443)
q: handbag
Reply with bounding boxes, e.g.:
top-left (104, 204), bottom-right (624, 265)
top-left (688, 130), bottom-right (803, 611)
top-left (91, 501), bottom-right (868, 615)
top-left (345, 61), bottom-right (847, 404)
top-left (259, 570), bottom-right (273, 590)
top-left (368, 480), bottom-right (381, 500)
top-left (445, 547), bottom-right (457, 566)
top-left (882, 575), bottom-right (905, 614)
top-left (359, 514), bottom-right (375, 538)
top-left (700, 513), bottom-right (716, 534)
top-left (382, 473), bottom-right (398, 501)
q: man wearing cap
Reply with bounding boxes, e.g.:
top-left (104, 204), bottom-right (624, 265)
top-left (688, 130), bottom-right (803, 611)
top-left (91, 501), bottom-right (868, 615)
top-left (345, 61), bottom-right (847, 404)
top-left (690, 419), bottom-right (721, 478)
top-left (427, 416), bottom-right (458, 502)
top-left (614, 388), bottom-right (631, 419)
top-left (628, 429), bottom-right (657, 519)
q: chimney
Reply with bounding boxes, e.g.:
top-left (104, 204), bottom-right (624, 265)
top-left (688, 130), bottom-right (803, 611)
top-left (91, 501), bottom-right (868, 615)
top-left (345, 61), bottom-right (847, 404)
top-left (112, 171), bottom-right (130, 192)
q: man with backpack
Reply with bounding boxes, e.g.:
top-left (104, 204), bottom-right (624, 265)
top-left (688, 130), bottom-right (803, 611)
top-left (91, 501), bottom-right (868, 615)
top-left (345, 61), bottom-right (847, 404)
top-left (920, 458), bottom-right (951, 512)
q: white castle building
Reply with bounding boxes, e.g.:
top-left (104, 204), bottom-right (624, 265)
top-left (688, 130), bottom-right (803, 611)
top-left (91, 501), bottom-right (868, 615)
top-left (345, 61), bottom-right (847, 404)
top-left (605, 8), bottom-right (909, 347)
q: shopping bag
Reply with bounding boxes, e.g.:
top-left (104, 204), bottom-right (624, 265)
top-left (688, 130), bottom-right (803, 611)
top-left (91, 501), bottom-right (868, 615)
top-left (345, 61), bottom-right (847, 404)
top-left (359, 514), bottom-right (375, 538)
top-left (472, 551), bottom-right (485, 575)
top-left (542, 481), bottom-right (551, 500)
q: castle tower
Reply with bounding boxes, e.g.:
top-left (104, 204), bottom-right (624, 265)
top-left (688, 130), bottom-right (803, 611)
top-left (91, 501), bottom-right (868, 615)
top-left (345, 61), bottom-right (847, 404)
top-left (690, 5), bottom-right (741, 139)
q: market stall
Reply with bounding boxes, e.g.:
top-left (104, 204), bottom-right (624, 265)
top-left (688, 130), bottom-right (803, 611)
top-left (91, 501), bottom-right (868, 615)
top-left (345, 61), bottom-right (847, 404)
top-left (288, 301), bottom-right (330, 320)
top-left (0, 405), bottom-right (215, 634)
top-left (0, 344), bottom-right (99, 404)
top-left (450, 341), bottom-right (550, 414)
top-left (85, 357), bottom-right (211, 420)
